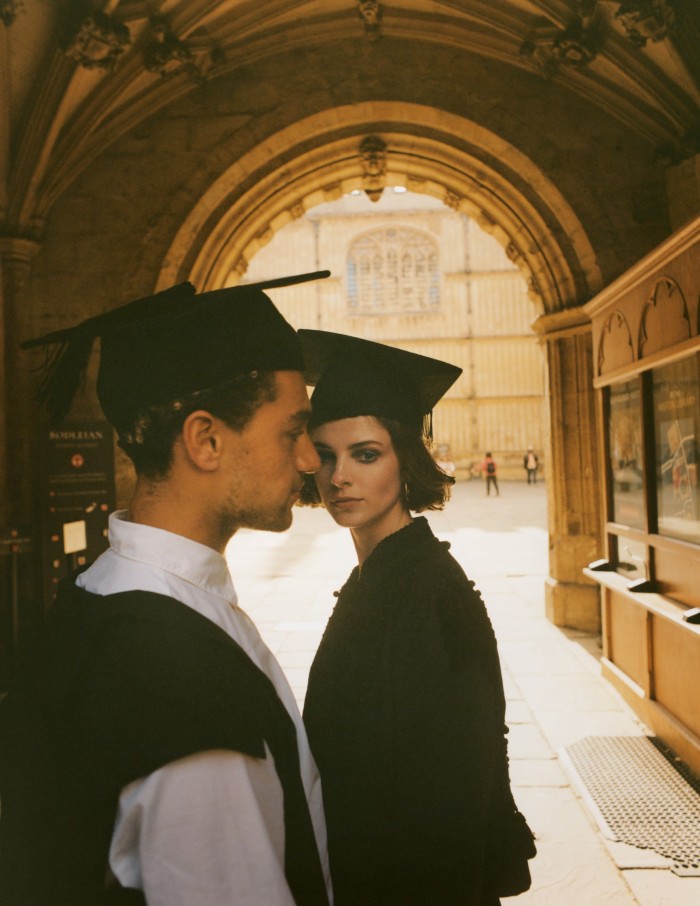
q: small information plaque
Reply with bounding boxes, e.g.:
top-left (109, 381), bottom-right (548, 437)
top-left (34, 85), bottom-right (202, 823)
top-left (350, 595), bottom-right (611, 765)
top-left (62, 520), bottom-right (87, 555)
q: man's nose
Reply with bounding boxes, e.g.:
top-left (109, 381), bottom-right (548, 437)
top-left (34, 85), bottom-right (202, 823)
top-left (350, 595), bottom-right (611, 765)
top-left (298, 433), bottom-right (321, 474)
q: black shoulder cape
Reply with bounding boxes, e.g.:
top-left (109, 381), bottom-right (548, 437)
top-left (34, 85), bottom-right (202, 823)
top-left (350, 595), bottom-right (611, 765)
top-left (0, 580), bottom-right (329, 906)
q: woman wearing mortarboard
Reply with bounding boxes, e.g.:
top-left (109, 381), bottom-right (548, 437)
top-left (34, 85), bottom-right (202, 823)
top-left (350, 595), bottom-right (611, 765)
top-left (299, 332), bottom-right (535, 906)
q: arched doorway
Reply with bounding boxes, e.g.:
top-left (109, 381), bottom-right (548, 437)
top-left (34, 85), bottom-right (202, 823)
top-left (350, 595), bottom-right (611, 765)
top-left (155, 102), bottom-right (602, 311)
top-left (153, 104), bottom-right (604, 630)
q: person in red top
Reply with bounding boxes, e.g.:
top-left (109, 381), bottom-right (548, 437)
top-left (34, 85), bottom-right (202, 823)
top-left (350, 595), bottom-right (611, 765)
top-left (482, 452), bottom-right (499, 496)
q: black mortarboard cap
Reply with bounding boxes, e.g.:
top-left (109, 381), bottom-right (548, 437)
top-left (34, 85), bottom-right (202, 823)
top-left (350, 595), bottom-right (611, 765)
top-left (299, 330), bottom-right (462, 435)
top-left (23, 271), bottom-right (330, 431)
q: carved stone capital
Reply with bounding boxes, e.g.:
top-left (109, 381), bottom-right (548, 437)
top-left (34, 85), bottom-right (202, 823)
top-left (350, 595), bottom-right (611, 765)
top-left (0, 236), bottom-right (41, 292)
top-left (359, 135), bottom-right (387, 203)
top-left (0, 235), bottom-right (41, 267)
top-left (615, 0), bottom-right (676, 48)
top-left (532, 306), bottom-right (592, 341)
top-left (64, 11), bottom-right (131, 71)
top-left (358, 1), bottom-right (382, 43)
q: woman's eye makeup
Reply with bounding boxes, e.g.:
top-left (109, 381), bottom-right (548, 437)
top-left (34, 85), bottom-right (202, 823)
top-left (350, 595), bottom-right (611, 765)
top-left (313, 443), bottom-right (382, 464)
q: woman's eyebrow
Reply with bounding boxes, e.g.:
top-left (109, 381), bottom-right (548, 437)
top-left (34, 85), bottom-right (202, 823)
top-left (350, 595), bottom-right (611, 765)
top-left (348, 440), bottom-right (385, 449)
top-left (312, 439), bottom-right (385, 450)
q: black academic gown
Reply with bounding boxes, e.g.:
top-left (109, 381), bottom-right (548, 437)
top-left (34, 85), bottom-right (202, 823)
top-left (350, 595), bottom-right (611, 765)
top-left (304, 517), bottom-right (529, 906)
top-left (0, 581), bottom-right (329, 906)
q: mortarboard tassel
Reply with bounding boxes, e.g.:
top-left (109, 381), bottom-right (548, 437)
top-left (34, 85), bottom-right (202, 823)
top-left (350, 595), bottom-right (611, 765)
top-left (423, 410), bottom-right (434, 443)
top-left (34, 333), bottom-right (95, 425)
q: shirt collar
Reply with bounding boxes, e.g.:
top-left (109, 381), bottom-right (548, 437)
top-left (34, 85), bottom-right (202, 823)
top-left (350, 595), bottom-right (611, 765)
top-left (108, 510), bottom-right (236, 602)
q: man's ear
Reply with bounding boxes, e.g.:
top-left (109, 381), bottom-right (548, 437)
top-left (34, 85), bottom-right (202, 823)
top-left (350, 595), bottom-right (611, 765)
top-left (180, 410), bottom-right (225, 472)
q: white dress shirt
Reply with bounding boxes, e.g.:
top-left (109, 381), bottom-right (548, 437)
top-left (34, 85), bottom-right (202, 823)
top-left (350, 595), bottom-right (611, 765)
top-left (76, 510), bottom-right (331, 905)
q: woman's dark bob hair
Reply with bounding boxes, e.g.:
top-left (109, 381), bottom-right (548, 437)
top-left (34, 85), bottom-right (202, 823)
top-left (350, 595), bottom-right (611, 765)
top-left (298, 415), bottom-right (455, 512)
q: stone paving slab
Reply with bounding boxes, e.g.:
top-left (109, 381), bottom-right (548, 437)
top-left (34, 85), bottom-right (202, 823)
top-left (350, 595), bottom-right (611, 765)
top-left (228, 480), bottom-right (697, 905)
top-left (624, 869), bottom-right (700, 905)
top-left (513, 787), bottom-right (641, 906)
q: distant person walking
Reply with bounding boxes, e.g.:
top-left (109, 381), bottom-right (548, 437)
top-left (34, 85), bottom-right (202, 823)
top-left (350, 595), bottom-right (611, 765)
top-left (482, 452), bottom-right (499, 496)
top-left (524, 446), bottom-right (539, 484)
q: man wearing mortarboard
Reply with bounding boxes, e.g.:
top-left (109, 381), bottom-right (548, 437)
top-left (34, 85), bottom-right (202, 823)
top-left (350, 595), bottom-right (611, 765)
top-left (0, 275), bottom-right (333, 906)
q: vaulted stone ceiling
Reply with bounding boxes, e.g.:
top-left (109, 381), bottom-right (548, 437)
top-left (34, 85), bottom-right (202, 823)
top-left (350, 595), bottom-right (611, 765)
top-left (2, 0), bottom-right (698, 243)
top-left (1, 0), bottom-right (698, 598)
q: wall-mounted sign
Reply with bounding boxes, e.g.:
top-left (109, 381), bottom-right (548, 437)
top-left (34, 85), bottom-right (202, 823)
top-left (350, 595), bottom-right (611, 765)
top-left (41, 422), bottom-right (116, 608)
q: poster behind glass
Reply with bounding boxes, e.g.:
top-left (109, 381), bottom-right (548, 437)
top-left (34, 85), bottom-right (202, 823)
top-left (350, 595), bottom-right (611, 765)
top-left (653, 355), bottom-right (700, 544)
top-left (608, 379), bottom-right (645, 530)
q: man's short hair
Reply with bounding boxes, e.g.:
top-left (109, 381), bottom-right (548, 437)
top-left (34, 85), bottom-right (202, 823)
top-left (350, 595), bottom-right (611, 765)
top-left (119, 371), bottom-right (277, 480)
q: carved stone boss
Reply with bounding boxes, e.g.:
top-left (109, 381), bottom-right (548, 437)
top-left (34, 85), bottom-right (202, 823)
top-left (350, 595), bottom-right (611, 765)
top-left (358, 1), bottom-right (383, 43)
top-left (64, 11), bottom-right (131, 71)
top-left (359, 135), bottom-right (387, 202)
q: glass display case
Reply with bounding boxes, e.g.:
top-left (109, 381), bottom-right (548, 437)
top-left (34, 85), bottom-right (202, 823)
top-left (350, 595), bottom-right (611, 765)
top-left (652, 356), bottom-right (700, 545)
top-left (608, 378), bottom-right (645, 531)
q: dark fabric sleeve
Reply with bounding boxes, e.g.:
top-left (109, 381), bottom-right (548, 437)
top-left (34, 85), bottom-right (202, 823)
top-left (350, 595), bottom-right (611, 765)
top-left (375, 564), bottom-right (504, 905)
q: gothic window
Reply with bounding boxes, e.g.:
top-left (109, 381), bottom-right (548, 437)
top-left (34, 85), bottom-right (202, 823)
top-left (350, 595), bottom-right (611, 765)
top-left (347, 228), bottom-right (440, 313)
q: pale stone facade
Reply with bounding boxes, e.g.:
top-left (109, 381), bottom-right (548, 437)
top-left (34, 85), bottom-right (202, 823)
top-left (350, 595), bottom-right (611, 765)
top-left (242, 191), bottom-right (546, 480)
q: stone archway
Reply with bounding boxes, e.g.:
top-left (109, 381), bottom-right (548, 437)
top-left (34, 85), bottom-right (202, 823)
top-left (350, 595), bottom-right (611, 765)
top-left (156, 103), bottom-right (602, 315)
top-left (156, 103), bottom-right (604, 631)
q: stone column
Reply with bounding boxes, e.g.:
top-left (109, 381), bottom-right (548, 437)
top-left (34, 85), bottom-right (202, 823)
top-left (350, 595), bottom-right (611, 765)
top-left (0, 238), bottom-right (42, 673)
top-left (0, 236), bottom-right (41, 526)
top-left (534, 308), bottom-right (603, 632)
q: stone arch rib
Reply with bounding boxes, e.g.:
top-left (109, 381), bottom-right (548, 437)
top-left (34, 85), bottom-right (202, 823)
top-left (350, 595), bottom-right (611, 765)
top-left (156, 103), bottom-right (602, 315)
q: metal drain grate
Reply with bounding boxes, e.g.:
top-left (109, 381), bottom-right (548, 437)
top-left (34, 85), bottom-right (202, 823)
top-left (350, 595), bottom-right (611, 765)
top-left (562, 736), bottom-right (700, 877)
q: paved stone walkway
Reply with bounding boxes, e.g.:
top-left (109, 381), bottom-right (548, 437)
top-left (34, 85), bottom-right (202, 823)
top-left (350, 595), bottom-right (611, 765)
top-left (228, 479), bottom-right (700, 906)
